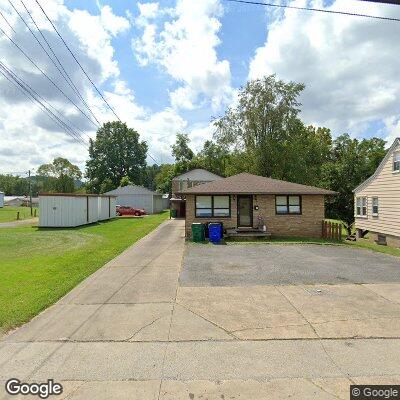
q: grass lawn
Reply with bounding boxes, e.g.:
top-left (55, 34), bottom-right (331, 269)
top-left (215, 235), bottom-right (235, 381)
top-left (0, 211), bottom-right (169, 333)
top-left (347, 237), bottom-right (400, 258)
top-left (0, 206), bottom-right (38, 223)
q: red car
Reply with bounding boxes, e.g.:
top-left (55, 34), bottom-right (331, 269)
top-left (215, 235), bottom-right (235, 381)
top-left (116, 205), bottom-right (147, 217)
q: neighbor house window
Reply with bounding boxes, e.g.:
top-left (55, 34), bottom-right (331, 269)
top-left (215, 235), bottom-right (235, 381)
top-left (195, 195), bottom-right (230, 218)
top-left (372, 197), bottom-right (379, 216)
top-left (356, 197), bottom-right (367, 216)
top-left (394, 153), bottom-right (400, 172)
top-left (275, 195), bottom-right (301, 215)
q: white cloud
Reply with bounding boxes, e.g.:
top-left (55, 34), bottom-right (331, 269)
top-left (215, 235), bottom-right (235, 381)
top-left (133, 0), bottom-right (234, 111)
top-left (248, 0), bottom-right (400, 142)
top-left (0, 0), bottom-right (133, 173)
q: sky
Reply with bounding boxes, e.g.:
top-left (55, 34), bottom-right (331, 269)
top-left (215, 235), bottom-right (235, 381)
top-left (0, 0), bottom-right (399, 176)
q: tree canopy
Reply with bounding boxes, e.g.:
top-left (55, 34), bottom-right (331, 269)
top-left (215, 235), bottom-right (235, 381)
top-left (86, 121), bottom-right (148, 193)
top-left (36, 157), bottom-right (82, 193)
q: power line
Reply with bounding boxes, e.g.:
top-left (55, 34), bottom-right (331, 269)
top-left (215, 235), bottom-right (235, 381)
top-left (0, 59), bottom-right (89, 142)
top-left (0, 24), bottom-right (100, 129)
top-left (19, 0), bottom-right (101, 126)
top-left (0, 10), bottom-right (16, 33)
top-left (35, 0), bottom-right (122, 122)
top-left (0, 61), bottom-right (87, 146)
top-left (356, 0), bottom-right (400, 4)
top-left (224, 0), bottom-right (400, 22)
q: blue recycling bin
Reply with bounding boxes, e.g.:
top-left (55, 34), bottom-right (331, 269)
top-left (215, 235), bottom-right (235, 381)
top-left (208, 222), bottom-right (222, 243)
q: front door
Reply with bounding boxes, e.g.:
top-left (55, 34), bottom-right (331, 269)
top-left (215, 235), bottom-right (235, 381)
top-left (237, 195), bottom-right (253, 227)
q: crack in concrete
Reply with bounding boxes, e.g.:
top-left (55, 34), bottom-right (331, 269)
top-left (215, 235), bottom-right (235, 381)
top-left (307, 378), bottom-right (346, 400)
top-left (362, 285), bottom-right (400, 306)
top-left (174, 302), bottom-right (239, 340)
top-left (124, 317), bottom-right (163, 342)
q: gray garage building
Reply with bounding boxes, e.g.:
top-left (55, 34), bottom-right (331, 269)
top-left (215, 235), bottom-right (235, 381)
top-left (105, 185), bottom-right (164, 214)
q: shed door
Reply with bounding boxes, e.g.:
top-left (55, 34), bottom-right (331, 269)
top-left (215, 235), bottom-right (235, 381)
top-left (237, 195), bottom-right (253, 227)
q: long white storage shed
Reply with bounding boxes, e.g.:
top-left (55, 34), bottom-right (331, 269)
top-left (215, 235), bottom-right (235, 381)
top-left (98, 195), bottom-right (117, 220)
top-left (105, 185), bottom-right (165, 214)
top-left (39, 193), bottom-right (117, 227)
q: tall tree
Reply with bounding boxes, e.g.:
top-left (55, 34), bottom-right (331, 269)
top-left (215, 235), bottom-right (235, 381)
top-left (320, 134), bottom-right (386, 234)
top-left (86, 121), bottom-right (148, 193)
top-left (154, 164), bottom-right (176, 195)
top-left (37, 157), bottom-right (82, 193)
top-left (143, 164), bottom-right (161, 191)
top-left (172, 133), bottom-right (194, 164)
top-left (214, 75), bottom-right (305, 178)
top-left (196, 140), bottom-right (228, 176)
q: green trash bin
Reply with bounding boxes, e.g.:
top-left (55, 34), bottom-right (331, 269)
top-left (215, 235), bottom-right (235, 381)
top-left (191, 223), bottom-right (205, 242)
top-left (170, 209), bottom-right (177, 218)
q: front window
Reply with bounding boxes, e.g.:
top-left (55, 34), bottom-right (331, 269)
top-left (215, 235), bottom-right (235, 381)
top-left (356, 197), bottom-right (367, 216)
top-left (394, 153), bottom-right (400, 172)
top-left (275, 195), bottom-right (301, 214)
top-left (195, 195), bottom-right (230, 218)
top-left (372, 197), bottom-right (379, 216)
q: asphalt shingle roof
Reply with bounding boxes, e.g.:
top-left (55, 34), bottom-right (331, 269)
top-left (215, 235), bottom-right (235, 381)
top-left (178, 173), bottom-right (336, 195)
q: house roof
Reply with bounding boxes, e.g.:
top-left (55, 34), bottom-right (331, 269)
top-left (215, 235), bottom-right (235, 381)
top-left (178, 173), bottom-right (336, 195)
top-left (104, 185), bottom-right (160, 196)
top-left (39, 193), bottom-right (117, 198)
top-left (172, 168), bottom-right (222, 181)
top-left (354, 137), bottom-right (400, 193)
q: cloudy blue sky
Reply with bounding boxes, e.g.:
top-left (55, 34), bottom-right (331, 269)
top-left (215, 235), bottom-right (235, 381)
top-left (0, 0), bottom-right (399, 174)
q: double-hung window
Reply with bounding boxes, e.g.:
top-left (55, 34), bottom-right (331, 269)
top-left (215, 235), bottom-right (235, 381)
top-left (372, 197), bottom-right (379, 216)
top-left (275, 195), bottom-right (301, 215)
top-left (356, 197), bottom-right (367, 216)
top-left (394, 153), bottom-right (400, 172)
top-left (195, 195), bottom-right (230, 218)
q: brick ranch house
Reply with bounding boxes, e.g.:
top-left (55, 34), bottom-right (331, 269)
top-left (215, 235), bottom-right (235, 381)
top-left (177, 172), bottom-right (336, 238)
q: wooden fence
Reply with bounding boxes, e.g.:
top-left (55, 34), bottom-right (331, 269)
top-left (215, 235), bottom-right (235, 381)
top-left (322, 220), bottom-right (342, 241)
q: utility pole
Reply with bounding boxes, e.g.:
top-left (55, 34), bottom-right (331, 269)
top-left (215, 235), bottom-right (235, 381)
top-left (28, 169), bottom-right (33, 217)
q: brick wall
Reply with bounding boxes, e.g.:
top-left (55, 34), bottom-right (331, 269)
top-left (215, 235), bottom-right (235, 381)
top-left (185, 194), bottom-right (325, 238)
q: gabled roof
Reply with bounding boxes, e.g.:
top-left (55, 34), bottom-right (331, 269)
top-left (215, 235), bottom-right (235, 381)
top-left (172, 168), bottom-right (222, 181)
top-left (354, 137), bottom-right (400, 193)
top-left (178, 173), bottom-right (336, 195)
top-left (105, 185), bottom-right (160, 196)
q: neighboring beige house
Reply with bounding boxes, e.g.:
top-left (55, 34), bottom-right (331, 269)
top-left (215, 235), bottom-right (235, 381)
top-left (177, 172), bottom-right (336, 238)
top-left (354, 137), bottom-right (400, 247)
top-left (170, 169), bottom-right (222, 218)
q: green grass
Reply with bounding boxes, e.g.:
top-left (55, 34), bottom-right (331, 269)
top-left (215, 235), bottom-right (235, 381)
top-left (347, 237), bottom-right (400, 258)
top-left (0, 211), bottom-right (169, 333)
top-left (0, 206), bottom-right (38, 223)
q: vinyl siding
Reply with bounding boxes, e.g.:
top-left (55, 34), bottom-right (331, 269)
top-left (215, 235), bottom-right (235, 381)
top-left (355, 142), bottom-right (400, 238)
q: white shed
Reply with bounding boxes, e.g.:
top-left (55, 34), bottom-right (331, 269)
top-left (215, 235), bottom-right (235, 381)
top-left (39, 193), bottom-right (116, 228)
top-left (0, 191), bottom-right (4, 208)
top-left (105, 185), bottom-right (165, 214)
top-left (98, 195), bottom-right (117, 220)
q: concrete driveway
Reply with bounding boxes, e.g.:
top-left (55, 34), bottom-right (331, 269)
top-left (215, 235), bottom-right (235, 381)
top-left (181, 243), bottom-right (400, 286)
top-left (1, 222), bottom-right (400, 399)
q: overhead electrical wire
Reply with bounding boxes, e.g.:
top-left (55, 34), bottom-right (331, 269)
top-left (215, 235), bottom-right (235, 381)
top-left (35, 0), bottom-right (122, 122)
top-left (1, 60), bottom-right (90, 141)
top-left (0, 67), bottom-right (85, 146)
top-left (0, 63), bottom-right (87, 146)
top-left (224, 0), bottom-right (400, 22)
top-left (0, 9), bottom-right (16, 33)
top-left (0, 61), bottom-right (87, 146)
top-left (18, 0), bottom-right (101, 126)
top-left (33, 0), bottom-right (161, 165)
top-left (0, 24), bottom-right (100, 129)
